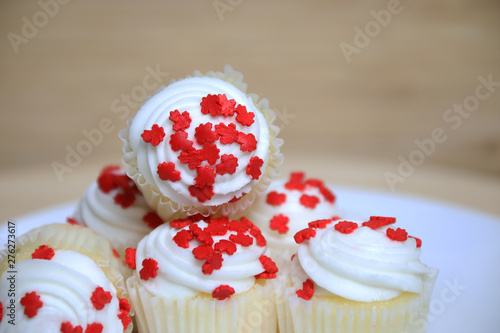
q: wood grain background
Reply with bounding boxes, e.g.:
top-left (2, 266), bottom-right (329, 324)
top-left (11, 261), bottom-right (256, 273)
top-left (1, 0), bottom-right (499, 220)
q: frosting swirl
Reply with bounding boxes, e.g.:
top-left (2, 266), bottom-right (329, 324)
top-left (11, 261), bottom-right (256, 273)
top-left (132, 216), bottom-right (273, 299)
top-left (0, 250), bottom-right (129, 332)
top-left (293, 219), bottom-right (431, 302)
top-left (127, 76), bottom-right (270, 207)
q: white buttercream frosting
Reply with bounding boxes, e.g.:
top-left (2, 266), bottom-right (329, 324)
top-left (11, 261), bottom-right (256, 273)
top-left (292, 220), bottom-right (432, 302)
top-left (0, 250), bottom-right (127, 333)
top-left (133, 218), bottom-right (270, 299)
top-left (127, 76), bottom-right (270, 207)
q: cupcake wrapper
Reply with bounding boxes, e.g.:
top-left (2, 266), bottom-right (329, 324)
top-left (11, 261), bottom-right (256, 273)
top-left (127, 276), bottom-right (277, 333)
top-left (278, 268), bottom-right (438, 333)
top-left (119, 65), bottom-right (284, 221)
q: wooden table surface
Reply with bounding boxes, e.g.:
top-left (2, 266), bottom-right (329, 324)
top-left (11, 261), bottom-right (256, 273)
top-left (1, 0), bottom-right (499, 221)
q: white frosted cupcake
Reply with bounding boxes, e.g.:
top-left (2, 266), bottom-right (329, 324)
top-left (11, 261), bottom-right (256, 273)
top-left (244, 171), bottom-right (339, 271)
top-left (119, 65), bottom-right (283, 221)
top-left (278, 216), bottom-right (438, 333)
top-left (125, 215), bottom-right (278, 333)
top-left (72, 165), bottom-right (165, 256)
top-left (0, 224), bottom-right (133, 332)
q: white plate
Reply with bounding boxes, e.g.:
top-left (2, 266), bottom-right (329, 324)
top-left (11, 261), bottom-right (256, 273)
top-left (2, 186), bottom-right (500, 332)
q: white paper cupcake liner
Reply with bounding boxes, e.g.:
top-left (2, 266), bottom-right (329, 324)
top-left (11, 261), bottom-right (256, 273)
top-left (127, 276), bottom-right (277, 333)
top-left (119, 65), bottom-right (284, 221)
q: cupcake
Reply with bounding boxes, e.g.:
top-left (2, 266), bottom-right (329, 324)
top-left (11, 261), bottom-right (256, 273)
top-left (278, 216), bottom-right (438, 333)
top-left (72, 165), bottom-right (165, 256)
top-left (245, 171), bottom-right (339, 271)
top-left (0, 224), bottom-right (133, 332)
top-left (125, 215), bottom-right (278, 333)
top-left (119, 65), bottom-right (283, 221)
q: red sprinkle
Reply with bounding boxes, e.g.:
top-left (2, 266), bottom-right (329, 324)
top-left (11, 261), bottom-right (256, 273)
top-left (195, 122), bottom-right (218, 145)
top-left (229, 232), bottom-right (254, 247)
top-left (169, 131), bottom-right (194, 152)
top-left (118, 297), bottom-right (131, 313)
top-left (214, 239), bottom-right (237, 255)
top-left (20, 291), bottom-right (43, 318)
top-left (212, 285), bottom-right (235, 300)
top-left (246, 156), bottom-right (264, 180)
top-left (157, 162), bottom-right (181, 182)
top-left (178, 148), bottom-right (205, 170)
top-left (173, 229), bottom-right (195, 248)
top-left (118, 309), bottom-right (132, 330)
top-left (195, 166), bottom-right (216, 188)
top-left (255, 272), bottom-right (276, 279)
top-left (409, 236), bottom-right (422, 248)
top-left (0, 300), bottom-right (2, 323)
top-left (96, 166), bottom-right (121, 193)
top-left (202, 252), bottom-right (224, 275)
top-left (308, 219), bottom-right (333, 229)
top-left (60, 322), bottom-right (83, 333)
top-left (139, 258), bottom-right (159, 280)
top-left (201, 142), bottom-right (220, 165)
top-left (269, 214), bottom-right (289, 234)
top-left (169, 219), bottom-right (190, 229)
top-left (216, 154), bottom-right (239, 175)
top-left (227, 220), bottom-right (249, 233)
top-left (142, 211), bottom-right (164, 229)
top-left (66, 217), bottom-right (79, 225)
top-left (334, 221), bottom-right (358, 234)
top-left (111, 248), bottom-right (120, 259)
top-left (320, 186), bottom-right (336, 204)
top-left (97, 166), bottom-right (138, 208)
top-left (207, 216), bottom-right (230, 224)
top-left (362, 216), bottom-right (396, 229)
top-left (204, 223), bottom-right (228, 236)
top-left (285, 172), bottom-right (306, 191)
top-left (141, 124), bottom-right (165, 146)
top-left (32, 245), bottom-right (55, 260)
top-left (215, 122), bottom-right (238, 144)
top-left (169, 110), bottom-right (192, 131)
top-left (124, 248), bottom-right (136, 269)
top-left (266, 191), bottom-right (286, 206)
top-left (299, 194), bottom-right (320, 209)
top-left (189, 185), bottom-right (215, 203)
top-left (259, 255), bottom-right (279, 274)
top-left (90, 287), bottom-right (112, 310)
top-left (85, 323), bottom-right (103, 333)
top-left (296, 279), bottom-right (314, 300)
top-left (192, 245), bottom-right (215, 260)
top-left (294, 228), bottom-right (316, 244)
top-left (386, 228), bottom-right (408, 242)
top-left (235, 104), bottom-right (255, 126)
top-left (200, 94), bottom-right (236, 117)
top-left (236, 132), bottom-right (257, 152)
top-left (218, 94), bottom-right (237, 116)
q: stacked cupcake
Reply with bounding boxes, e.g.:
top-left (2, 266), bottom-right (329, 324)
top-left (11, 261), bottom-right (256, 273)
top-left (0, 66), bottom-right (438, 332)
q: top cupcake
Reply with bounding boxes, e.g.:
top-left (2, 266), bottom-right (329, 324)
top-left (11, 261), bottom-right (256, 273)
top-left (120, 66), bottom-right (283, 220)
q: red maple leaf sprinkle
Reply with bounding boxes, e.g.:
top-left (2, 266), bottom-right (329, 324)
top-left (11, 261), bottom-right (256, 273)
top-left (214, 239), bottom-right (237, 255)
top-left (169, 131), bottom-right (194, 152)
top-left (201, 142), bottom-right (220, 165)
top-left (299, 194), bottom-right (320, 209)
top-left (229, 232), bottom-right (254, 247)
top-left (111, 248), bottom-right (120, 258)
top-left (334, 221), bottom-right (358, 234)
top-left (266, 191), bottom-right (286, 206)
top-left (304, 179), bottom-right (324, 188)
top-left (386, 228), bottom-right (408, 242)
top-left (195, 166), bottom-right (216, 188)
top-left (291, 254), bottom-right (296, 261)
top-left (296, 279), bottom-right (314, 300)
top-left (294, 228), bottom-right (317, 244)
top-left (216, 154), bottom-right (239, 175)
top-left (141, 124), bottom-right (165, 146)
top-left (246, 156), bottom-right (264, 180)
top-left (227, 220), bottom-right (249, 233)
top-left (188, 223), bottom-right (203, 235)
top-left (269, 214), bottom-right (289, 234)
top-left (60, 322), bottom-right (83, 333)
top-left (139, 258), bottom-right (159, 280)
top-left (189, 185), bottom-right (215, 203)
top-left (192, 245), bottom-right (215, 260)
top-left (178, 148), bottom-right (205, 170)
top-left (124, 248), bottom-right (136, 269)
top-left (240, 217), bottom-right (260, 233)
top-left (32, 245), bottom-right (55, 260)
top-left (207, 216), bottom-right (229, 225)
top-left (114, 189), bottom-right (136, 209)
top-left (96, 166), bottom-right (139, 208)
top-left (215, 123), bottom-right (238, 144)
top-left (96, 166), bottom-right (121, 193)
top-left (194, 230), bottom-right (214, 246)
top-left (118, 309), bottom-right (132, 330)
top-left (362, 216), bottom-right (397, 229)
top-left (169, 110), bottom-right (192, 131)
top-left (259, 255), bottom-right (279, 274)
top-left (90, 287), bottom-right (112, 311)
top-left (235, 104), bottom-right (255, 126)
top-left (20, 292), bottom-right (43, 318)
top-left (202, 252), bottom-right (224, 275)
top-left (212, 285), bottom-right (235, 300)
top-left (308, 219), bottom-right (333, 229)
top-left (236, 132), bottom-right (257, 152)
top-left (85, 323), bottom-right (103, 333)
top-left (409, 236), bottom-right (422, 248)
top-left (200, 94), bottom-right (221, 116)
top-left (320, 186), bottom-right (336, 204)
top-left (285, 172), bottom-right (306, 191)
top-left (195, 123), bottom-right (218, 145)
top-left (204, 223), bottom-right (228, 236)
top-left (169, 218), bottom-right (192, 229)
top-left (142, 211), bottom-right (164, 229)
top-left (229, 193), bottom-right (246, 203)
top-left (218, 94), bottom-right (237, 117)
top-left (157, 162), bottom-right (181, 182)
top-left (118, 297), bottom-right (131, 313)
top-left (255, 272), bottom-right (277, 279)
top-left (66, 217), bottom-right (79, 225)
top-left (173, 229), bottom-right (194, 248)
top-left (253, 231), bottom-right (267, 247)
